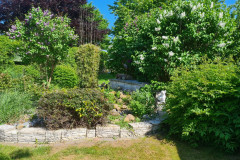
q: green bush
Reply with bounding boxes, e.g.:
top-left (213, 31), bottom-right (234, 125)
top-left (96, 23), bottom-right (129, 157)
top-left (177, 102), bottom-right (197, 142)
top-left (0, 91), bottom-right (33, 124)
top-left (0, 35), bottom-right (21, 70)
top-left (165, 58), bottom-right (240, 152)
top-left (75, 44), bottom-right (100, 88)
top-left (38, 88), bottom-right (111, 129)
top-left (3, 65), bottom-right (40, 81)
top-left (53, 65), bottom-right (78, 88)
top-left (99, 51), bottom-right (108, 73)
top-left (130, 85), bottom-right (156, 118)
top-left (63, 47), bottom-right (78, 68)
top-left (0, 73), bottom-right (13, 92)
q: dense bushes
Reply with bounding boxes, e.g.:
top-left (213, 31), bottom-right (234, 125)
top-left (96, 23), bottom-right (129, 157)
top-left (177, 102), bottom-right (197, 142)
top-left (130, 85), bottom-right (156, 118)
top-left (53, 65), bottom-right (78, 88)
top-left (0, 91), bottom-right (33, 124)
top-left (165, 58), bottom-right (240, 152)
top-left (0, 35), bottom-right (21, 70)
top-left (0, 73), bottom-right (13, 91)
top-left (75, 44), bottom-right (100, 88)
top-left (38, 88), bottom-right (111, 129)
top-left (108, 0), bottom-right (237, 82)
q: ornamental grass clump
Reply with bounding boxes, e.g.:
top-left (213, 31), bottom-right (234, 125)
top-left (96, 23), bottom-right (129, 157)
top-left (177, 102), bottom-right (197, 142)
top-left (165, 58), bottom-right (240, 152)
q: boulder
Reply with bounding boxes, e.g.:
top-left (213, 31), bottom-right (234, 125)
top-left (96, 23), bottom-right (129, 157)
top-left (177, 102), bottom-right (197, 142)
top-left (110, 109), bottom-right (120, 116)
top-left (124, 114), bottom-right (135, 122)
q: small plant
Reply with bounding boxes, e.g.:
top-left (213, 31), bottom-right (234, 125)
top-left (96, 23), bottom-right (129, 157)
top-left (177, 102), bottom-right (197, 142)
top-left (0, 91), bottom-right (34, 124)
top-left (129, 85), bottom-right (156, 118)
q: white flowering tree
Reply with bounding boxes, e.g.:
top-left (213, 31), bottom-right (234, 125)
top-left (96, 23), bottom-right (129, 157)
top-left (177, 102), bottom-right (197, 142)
top-left (108, 0), bottom-right (237, 82)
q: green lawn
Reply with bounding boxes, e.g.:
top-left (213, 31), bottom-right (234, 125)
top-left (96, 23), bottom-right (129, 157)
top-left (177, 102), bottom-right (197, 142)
top-left (98, 73), bottom-right (115, 85)
top-left (0, 137), bottom-right (239, 160)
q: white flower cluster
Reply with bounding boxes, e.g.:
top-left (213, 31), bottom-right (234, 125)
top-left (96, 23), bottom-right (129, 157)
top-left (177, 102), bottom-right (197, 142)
top-left (152, 47), bottom-right (157, 50)
top-left (169, 51), bottom-right (174, 57)
top-left (218, 21), bottom-right (226, 28)
top-left (155, 27), bottom-right (161, 31)
top-left (173, 36), bottom-right (179, 43)
top-left (218, 43), bottom-right (226, 48)
top-left (180, 12), bottom-right (186, 19)
top-left (139, 54), bottom-right (144, 61)
top-left (200, 12), bottom-right (205, 18)
top-left (162, 36), bottom-right (168, 40)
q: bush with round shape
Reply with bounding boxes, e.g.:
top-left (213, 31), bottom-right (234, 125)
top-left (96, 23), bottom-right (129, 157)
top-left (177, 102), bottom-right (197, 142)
top-left (38, 88), bottom-right (111, 129)
top-left (75, 44), bottom-right (100, 88)
top-left (53, 65), bottom-right (78, 88)
top-left (108, 0), bottom-right (237, 82)
top-left (165, 58), bottom-right (240, 152)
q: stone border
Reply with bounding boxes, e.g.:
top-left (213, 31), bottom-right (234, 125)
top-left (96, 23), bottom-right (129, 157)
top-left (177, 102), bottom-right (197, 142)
top-left (0, 120), bottom-right (161, 143)
top-left (109, 79), bottom-right (148, 91)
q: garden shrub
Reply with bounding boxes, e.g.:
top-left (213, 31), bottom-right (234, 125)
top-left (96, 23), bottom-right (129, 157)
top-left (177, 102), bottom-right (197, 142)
top-left (0, 73), bottom-right (13, 92)
top-left (38, 88), bottom-right (111, 129)
top-left (108, 0), bottom-right (237, 82)
top-left (99, 51), bottom-right (109, 73)
top-left (130, 85), bottom-right (156, 118)
top-left (62, 47), bottom-right (78, 68)
top-left (75, 44), bottom-right (100, 88)
top-left (165, 58), bottom-right (240, 152)
top-left (0, 91), bottom-right (33, 124)
top-left (53, 65), bottom-right (78, 88)
top-left (4, 65), bottom-right (40, 81)
top-left (0, 35), bottom-right (21, 70)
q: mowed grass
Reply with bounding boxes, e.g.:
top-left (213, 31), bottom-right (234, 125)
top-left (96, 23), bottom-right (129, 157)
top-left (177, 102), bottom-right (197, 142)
top-left (98, 73), bottom-right (115, 85)
top-left (0, 137), bottom-right (239, 160)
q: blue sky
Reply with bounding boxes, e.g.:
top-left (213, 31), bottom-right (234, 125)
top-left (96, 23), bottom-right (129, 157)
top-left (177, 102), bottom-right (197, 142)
top-left (90, 0), bottom-right (237, 29)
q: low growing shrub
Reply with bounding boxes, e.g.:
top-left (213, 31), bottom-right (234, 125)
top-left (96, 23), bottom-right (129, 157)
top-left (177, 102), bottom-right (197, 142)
top-left (75, 44), bottom-right (100, 88)
top-left (38, 88), bottom-right (111, 129)
top-left (53, 65), bottom-right (78, 88)
top-left (130, 85), bottom-right (156, 118)
top-left (0, 91), bottom-right (34, 124)
top-left (165, 58), bottom-right (240, 152)
top-left (0, 73), bottom-right (13, 92)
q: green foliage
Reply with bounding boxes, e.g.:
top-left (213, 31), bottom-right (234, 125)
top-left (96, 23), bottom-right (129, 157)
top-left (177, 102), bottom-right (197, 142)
top-left (99, 51), bottom-right (109, 73)
top-left (130, 85), bottom-right (156, 118)
top-left (63, 47), bottom-right (78, 68)
top-left (38, 88), bottom-right (111, 129)
top-left (165, 58), bottom-right (240, 152)
top-left (108, 0), bottom-right (238, 82)
top-left (109, 0), bottom-right (170, 35)
top-left (53, 65), bottom-right (78, 88)
top-left (75, 44), bottom-right (101, 88)
top-left (0, 73), bottom-right (13, 92)
top-left (0, 91), bottom-right (33, 124)
top-left (3, 65), bottom-right (40, 81)
top-left (0, 35), bottom-right (21, 69)
top-left (7, 7), bottom-right (78, 86)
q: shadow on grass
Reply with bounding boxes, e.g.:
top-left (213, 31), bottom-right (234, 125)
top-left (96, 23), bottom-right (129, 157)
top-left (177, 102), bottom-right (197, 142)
top-left (152, 132), bottom-right (240, 160)
top-left (9, 148), bottom-right (32, 159)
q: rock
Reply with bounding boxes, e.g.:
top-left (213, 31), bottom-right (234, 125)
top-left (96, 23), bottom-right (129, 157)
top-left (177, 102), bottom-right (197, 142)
top-left (16, 124), bottom-right (24, 130)
top-left (120, 92), bottom-right (128, 99)
top-left (110, 109), bottom-right (120, 116)
top-left (124, 114), bottom-right (135, 122)
top-left (117, 99), bottom-right (123, 104)
top-left (122, 105), bottom-right (128, 109)
top-left (23, 122), bottom-right (30, 128)
top-left (114, 104), bottom-right (121, 111)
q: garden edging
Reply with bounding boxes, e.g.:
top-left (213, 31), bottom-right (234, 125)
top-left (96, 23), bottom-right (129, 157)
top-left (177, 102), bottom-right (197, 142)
top-left (0, 119), bottom-right (161, 143)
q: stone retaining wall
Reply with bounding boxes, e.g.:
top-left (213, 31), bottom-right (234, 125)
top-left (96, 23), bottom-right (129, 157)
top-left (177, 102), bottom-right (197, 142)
top-left (109, 79), bottom-right (148, 91)
top-left (0, 120), bottom-right (161, 143)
